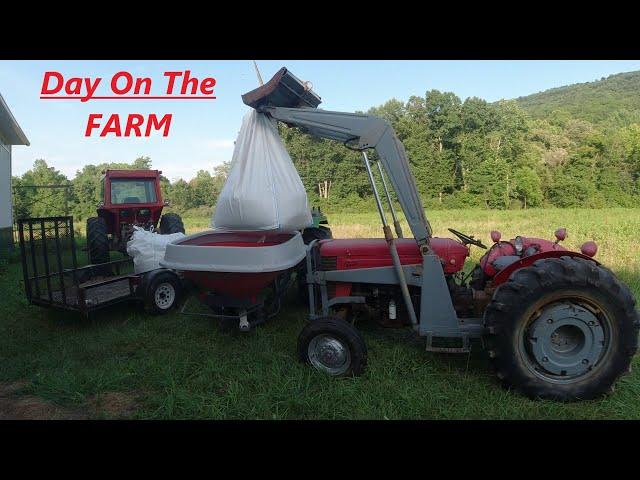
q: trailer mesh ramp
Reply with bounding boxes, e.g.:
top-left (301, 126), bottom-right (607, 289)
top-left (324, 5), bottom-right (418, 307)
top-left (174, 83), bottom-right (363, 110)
top-left (18, 216), bottom-right (79, 309)
top-left (18, 216), bottom-right (135, 315)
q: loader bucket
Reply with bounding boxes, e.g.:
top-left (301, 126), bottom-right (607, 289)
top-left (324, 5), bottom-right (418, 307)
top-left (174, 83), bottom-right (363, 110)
top-left (242, 67), bottom-right (322, 110)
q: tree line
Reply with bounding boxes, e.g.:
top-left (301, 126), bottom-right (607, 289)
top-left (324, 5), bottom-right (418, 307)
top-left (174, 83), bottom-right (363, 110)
top-left (12, 157), bottom-right (231, 221)
top-left (12, 87), bottom-right (640, 221)
top-left (282, 90), bottom-right (640, 209)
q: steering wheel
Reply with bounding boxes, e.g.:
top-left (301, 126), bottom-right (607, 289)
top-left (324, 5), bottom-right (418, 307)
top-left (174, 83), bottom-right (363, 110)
top-left (448, 228), bottom-right (488, 249)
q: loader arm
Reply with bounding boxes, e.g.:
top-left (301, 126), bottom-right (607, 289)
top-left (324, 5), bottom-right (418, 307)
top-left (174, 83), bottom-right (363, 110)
top-left (245, 69), bottom-right (463, 338)
top-left (259, 106), bottom-right (432, 248)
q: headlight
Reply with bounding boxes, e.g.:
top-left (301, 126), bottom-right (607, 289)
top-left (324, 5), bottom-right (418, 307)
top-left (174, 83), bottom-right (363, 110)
top-left (514, 236), bottom-right (524, 255)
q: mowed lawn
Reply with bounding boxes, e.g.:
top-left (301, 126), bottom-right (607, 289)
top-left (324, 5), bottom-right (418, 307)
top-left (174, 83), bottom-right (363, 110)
top-left (1, 208), bottom-right (639, 419)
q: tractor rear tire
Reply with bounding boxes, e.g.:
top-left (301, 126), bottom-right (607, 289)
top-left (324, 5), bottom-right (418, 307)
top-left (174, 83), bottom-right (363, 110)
top-left (86, 217), bottom-right (110, 265)
top-left (483, 256), bottom-right (639, 401)
top-left (159, 213), bottom-right (185, 235)
top-left (298, 316), bottom-right (367, 377)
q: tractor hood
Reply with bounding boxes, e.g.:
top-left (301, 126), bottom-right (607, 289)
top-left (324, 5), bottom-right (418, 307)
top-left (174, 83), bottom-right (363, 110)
top-left (319, 238), bottom-right (469, 274)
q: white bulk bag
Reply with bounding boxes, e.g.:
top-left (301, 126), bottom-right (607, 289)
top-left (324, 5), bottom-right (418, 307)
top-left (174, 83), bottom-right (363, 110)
top-left (126, 227), bottom-right (185, 274)
top-left (212, 109), bottom-right (312, 232)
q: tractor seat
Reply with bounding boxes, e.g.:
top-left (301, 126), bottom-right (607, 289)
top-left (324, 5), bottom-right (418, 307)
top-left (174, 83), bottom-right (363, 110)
top-left (122, 196), bottom-right (141, 204)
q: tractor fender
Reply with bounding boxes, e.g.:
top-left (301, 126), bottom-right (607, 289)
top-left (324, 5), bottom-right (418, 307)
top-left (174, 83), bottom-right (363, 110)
top-left (138, 268), bottom-right (181, 299)
top-left (492, 251), bottom-right (600, 286)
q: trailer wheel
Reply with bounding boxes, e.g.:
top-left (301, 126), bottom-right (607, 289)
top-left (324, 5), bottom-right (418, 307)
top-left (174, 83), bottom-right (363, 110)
top-left (484, 256), bottom-right (639, 401)
top-left (298, 317), bottom-right (367, 376)
top-left (87, 216), bottom-right (110, 265)
top-left (145, 271), bottom-right (181, 314)
top-left (159, 213), bottom-right (185, 235)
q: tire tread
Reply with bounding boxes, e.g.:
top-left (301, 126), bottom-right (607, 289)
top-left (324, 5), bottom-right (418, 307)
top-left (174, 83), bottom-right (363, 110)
top-left (86, 216), bottom-right (110, 265)
top-left (484, 256), bottom-right (639, 401)
top-left (159, 213), bottom-right (185, 235)
top-left (297, 316), bottom-right (367, 376)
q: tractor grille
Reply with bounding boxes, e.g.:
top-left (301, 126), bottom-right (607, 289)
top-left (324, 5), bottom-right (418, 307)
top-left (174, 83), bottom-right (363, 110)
top-left (320, 256), bottom-right (337, 271)
top-left (320, 256), bottom-right (337, 298)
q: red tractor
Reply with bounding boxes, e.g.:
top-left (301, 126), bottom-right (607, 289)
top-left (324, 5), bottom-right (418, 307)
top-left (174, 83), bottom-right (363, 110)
top-left (237, 68), bottom-right (639, 400)
top-left (86, 169), bottom-right (184, 264)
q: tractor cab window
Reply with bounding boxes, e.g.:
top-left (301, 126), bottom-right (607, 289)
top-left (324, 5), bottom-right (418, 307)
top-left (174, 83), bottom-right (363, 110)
top-left (110, 179), bottom-right (157, 204)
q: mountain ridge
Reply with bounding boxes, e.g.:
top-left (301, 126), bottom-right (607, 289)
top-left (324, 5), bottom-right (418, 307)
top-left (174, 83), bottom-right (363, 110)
top-left (514, 70), bottom-right (640, 124)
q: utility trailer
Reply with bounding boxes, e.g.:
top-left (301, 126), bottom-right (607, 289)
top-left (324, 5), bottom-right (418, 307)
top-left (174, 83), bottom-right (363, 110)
top-left (17, 216), bottom-right (180, 317)
top-left (17, 215), bottom-right (295, 322)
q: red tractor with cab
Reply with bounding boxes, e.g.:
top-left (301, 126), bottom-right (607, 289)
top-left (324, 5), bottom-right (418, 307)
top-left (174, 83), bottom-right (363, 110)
top-left (86, 169), bottom-right (184, 264)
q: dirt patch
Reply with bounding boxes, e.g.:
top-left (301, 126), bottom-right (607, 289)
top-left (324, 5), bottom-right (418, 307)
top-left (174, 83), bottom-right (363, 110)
top-left (0, 380), bottom-right (29, 397)
top-left (87, 391), bottom-right (142, 419)
top-left (0, 381), bottom-right (143, 420)
top-left (0, 381), bottom-right (88, 420)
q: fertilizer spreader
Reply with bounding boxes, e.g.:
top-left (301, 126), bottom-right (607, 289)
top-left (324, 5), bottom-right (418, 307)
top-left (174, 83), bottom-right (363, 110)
top-left (160, 230), bottom-right (305, 331)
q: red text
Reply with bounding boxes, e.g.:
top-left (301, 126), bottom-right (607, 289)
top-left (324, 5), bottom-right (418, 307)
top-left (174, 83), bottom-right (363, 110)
top-left (85, 113), bottom-right (173, 137)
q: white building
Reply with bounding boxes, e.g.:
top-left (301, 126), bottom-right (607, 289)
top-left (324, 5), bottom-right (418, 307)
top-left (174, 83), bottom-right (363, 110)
top-left (0, 93), bottom-right (29, 259)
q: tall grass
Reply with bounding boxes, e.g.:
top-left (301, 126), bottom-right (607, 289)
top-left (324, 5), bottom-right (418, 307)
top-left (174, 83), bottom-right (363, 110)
top-left (182, 207), bottom-right (640, 294)
top-left (0, 208), bottom-right (638, 419)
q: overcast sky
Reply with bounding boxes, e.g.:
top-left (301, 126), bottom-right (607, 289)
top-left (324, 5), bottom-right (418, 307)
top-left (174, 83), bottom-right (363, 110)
top-left (2, 60), bottom-right (640, 181)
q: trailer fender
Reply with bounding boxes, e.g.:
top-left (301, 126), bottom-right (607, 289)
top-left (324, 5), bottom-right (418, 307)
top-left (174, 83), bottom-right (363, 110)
top-left (492, 251), bottom-right (600, 286)
top-left (138, 268), bottom-right (181, 299)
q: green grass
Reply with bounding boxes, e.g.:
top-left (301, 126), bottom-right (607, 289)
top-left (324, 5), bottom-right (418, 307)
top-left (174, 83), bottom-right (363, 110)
top-left (1, 208), bottom-right (639, 419)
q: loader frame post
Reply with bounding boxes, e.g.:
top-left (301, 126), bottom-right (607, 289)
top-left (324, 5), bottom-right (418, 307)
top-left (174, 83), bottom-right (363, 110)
top-left (362, 151), bottom-right (418, 327)
top-left (362, 152), bottom-right (388, 226)
top-left (375, 160), bottom-right (403, 238)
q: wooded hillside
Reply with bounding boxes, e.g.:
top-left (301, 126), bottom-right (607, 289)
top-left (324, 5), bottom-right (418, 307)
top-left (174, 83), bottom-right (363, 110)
top-left (284, 77), bottom-right (640, 209)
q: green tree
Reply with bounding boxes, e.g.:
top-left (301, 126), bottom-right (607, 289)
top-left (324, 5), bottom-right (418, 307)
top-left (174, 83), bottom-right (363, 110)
top-left (190, 170), bottom-right (216, 207)
top-left (467, 158), bottom-right (510, 209)
top-left (512, 167), bottom-right (543, 208)
top-left (169, 179), bottom-right (195, 211)
top-left (13, 159), bottom-right (70, 218)
top-left (212, 162), bottom-right (232, 196)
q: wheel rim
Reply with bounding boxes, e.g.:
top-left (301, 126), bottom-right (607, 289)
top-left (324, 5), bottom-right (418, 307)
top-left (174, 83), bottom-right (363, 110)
top-left (520, 298), bottom-right (611, 383)
top-left (308, 334), bottom-right (351, 375)
top-left (154, 283), bottom-right (175, 310)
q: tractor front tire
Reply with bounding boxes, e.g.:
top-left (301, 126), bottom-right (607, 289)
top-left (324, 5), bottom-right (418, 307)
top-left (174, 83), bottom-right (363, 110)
top-left (86, 217), bottom-right (110, 265)
top-left (484, 256), bottom-right (639, 401)
top-left (159, 213), bottom-right (185, 235)
top-left (298, 317), bottom-right (367, 377)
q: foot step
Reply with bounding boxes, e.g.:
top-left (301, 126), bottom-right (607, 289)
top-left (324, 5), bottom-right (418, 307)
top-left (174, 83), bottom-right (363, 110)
top-left (425, 335), bottom-right (471, 353)
top-left (425, 345), bottom-right (471, 353)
